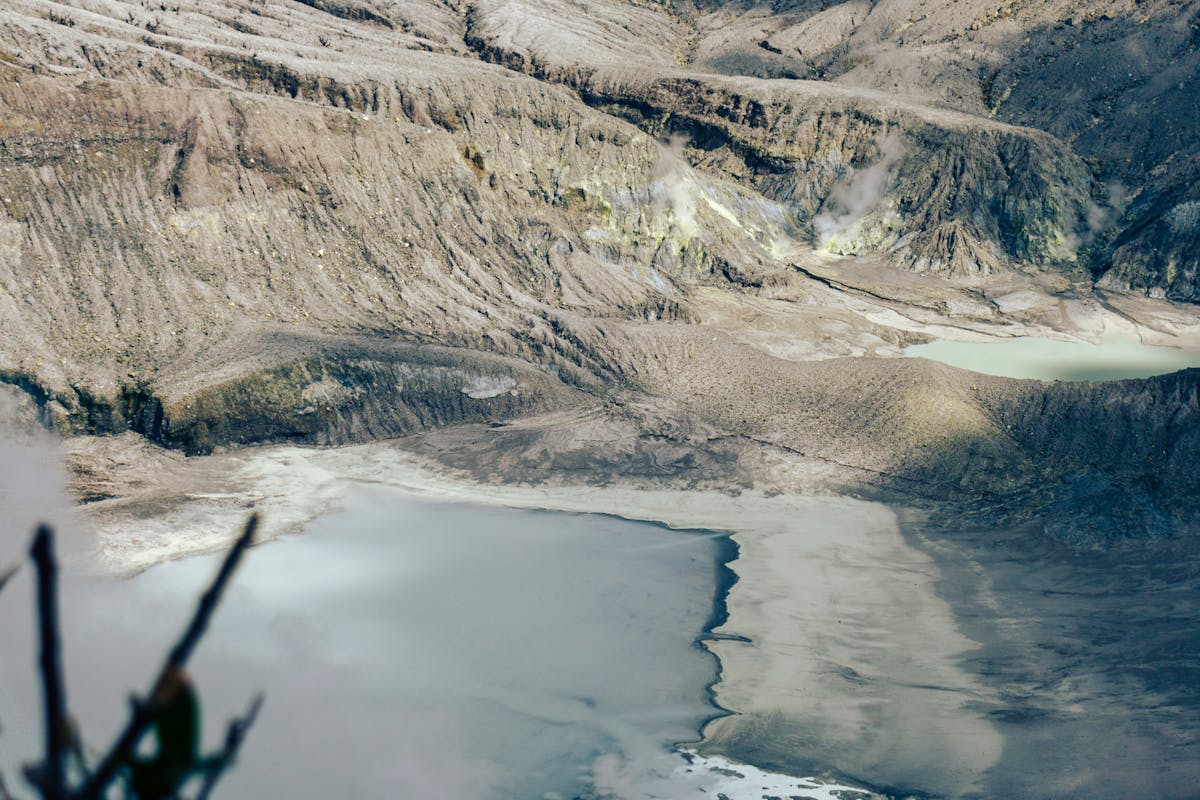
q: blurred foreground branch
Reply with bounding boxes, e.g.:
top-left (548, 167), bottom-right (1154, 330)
top-left (1, 515), bottom-right (263, 800)
top-left (30, 527), bottom-right (69, 796)
top-left (0, 771), bottom-right (16, 800)
top-left (194, 693), bottom-right (263, 800)
top-left (0, 563), bottom-right (19, 596)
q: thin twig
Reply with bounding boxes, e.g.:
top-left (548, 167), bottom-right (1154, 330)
top-left (194, 693), bottom-right (264, 800)
top-left (30, 525), bottom-right (70, 799)
top-left (68, 719), bottom-right (91, 779)
top-left (0, 562), bottom-right (19, 595)
top-left (0, 770), bottom-right (15, 800)
top-left (80, 513), bottom-right (259, 800)
top-left (165, 514), bottom-right (259, 670)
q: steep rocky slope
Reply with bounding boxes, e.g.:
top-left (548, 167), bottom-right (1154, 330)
top-left (466, 0), bottom-right (1099, 276)
top-left (465, 0), bottom-right (1200, 295)
top-left (681, 0), bottom-right (1200, 298)
top-left (0, 0), bottom-right (1198, 544)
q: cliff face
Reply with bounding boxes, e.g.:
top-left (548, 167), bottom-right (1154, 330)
top-left (1, 0), bottom-right (1198, 541)
top-left (466, 0), bottom-right (1099, 278)
top-left (679, 0), bottom-right (1200, 297)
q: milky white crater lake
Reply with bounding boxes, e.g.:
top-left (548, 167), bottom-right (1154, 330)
top-left (6, 442), bottom-right (1198, 800)
top-left (0, 495), bottom-right (738, 799)
top-left (905, 334), bottom-right (1200, 381)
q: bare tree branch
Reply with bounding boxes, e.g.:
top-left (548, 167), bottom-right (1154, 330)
top-left (194, 693), bottom-right (264, 800)
top-left (80, 514), bottom-right (259, 800)
top-left (30, 525), bottom-right (70, 799)
top-left (67, 718), bottom-right (91, 780)
top-left (0, 562), bottom-right (14, 790)
top-left (166, 514), bottom-right (259, 670)
top-left (0, 562), bottom-right (19, 596)
top-left (0, 770), bottom-right (16, 800)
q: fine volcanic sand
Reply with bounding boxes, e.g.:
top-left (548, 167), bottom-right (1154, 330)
top-left (80, 443), bottom-right (1003, 796)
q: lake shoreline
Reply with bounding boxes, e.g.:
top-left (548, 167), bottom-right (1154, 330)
top-left (50, 431), bottom-right (1200, 799)
top-left (897, 512), bottom-right (1200, 799)
top-left (904, 330), bottom-right (1200, 382)
top-left (75, 444), bottom-right (984, 797)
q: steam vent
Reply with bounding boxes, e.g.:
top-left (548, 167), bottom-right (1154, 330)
top-left (1, 2), bottom-right (1199, 799)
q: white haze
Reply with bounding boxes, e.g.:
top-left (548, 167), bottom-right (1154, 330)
top-left (650, 134), bottom-right (700, 239)
top-left (0, 494), bottom-right (731, 799)
top-left (813, 131), bottom-right (904, 246)
top-left (0, 391), bottom-right (90, 575)
top-left (0, 439), bottom-right (66, 546)
top-left (1069, 180), bottom-right (1132, 253)
top-left (0, 394), bottom-right (71, 545)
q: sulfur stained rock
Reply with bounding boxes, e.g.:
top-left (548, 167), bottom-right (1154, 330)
top-left (0, 0), bottom-right (1197, 542)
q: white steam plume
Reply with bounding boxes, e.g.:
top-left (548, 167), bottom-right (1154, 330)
top-left (0, 387), bottom-right (78, 561)
top-left (1068, 181), bottom-right (1132, 253)
top-left (650, 135), bottom-right (699, 239)
top-left (813, 131), bottom-right (904, 247)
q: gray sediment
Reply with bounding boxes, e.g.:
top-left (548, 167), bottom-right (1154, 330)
top-left (898, 511), bottom-right (1200, 800)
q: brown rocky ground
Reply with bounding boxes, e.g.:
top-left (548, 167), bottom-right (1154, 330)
top-left (0, 0), bottom-right (1197, 547)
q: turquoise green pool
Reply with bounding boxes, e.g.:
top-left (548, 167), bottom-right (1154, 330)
top-left (905, 335), bottom-right (1200, 381)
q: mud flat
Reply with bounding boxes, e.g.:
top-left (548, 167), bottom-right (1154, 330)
top-left (905, 518), bottom-right (1200, 799)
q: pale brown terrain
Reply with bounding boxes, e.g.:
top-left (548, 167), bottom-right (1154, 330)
top-left (2, 6), bottom-right (1200, 799)
top-left (0, 0), bottom-right (1197, 546)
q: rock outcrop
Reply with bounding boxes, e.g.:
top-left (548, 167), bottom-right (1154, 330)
top-left (0, 0), bottom-right (1197, 543)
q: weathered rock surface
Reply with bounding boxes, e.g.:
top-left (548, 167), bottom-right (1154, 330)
top-left (0, 0), bottom-right (1198, 545)
top-left (677, 0), bottom-right (1200, 296)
